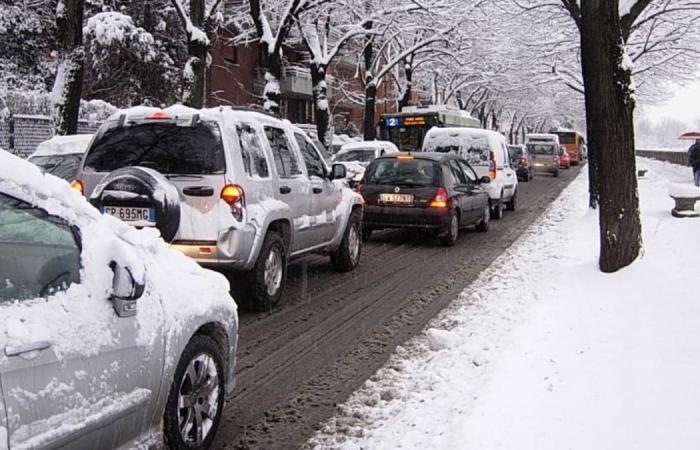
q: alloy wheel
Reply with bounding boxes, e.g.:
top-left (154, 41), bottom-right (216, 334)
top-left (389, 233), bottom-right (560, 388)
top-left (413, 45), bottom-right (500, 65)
top-left (177, 353), bottom-right (220, 446)
top-left (264, 247), bottom-right (283, 297)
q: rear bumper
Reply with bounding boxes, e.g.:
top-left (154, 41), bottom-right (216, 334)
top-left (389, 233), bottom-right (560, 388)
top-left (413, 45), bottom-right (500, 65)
top-left (515, 167), bottom-right (530, 177)
top-left (533, 163), bottom-right (558, 174)
top-left (363, 205), bottom-right (450, 229)
top-left (171, 224), bottom-right (257, 270)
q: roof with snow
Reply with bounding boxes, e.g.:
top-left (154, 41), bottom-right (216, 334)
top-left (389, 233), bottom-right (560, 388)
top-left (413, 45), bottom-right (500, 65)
top-left (30, 134), bottom-right (93, 157)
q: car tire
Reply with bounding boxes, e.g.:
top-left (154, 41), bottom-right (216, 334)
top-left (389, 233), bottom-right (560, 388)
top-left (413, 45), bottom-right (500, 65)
top-left (331, 209), bottom-right (362, 272)
top-left (362, 226), bottom-right (372, 242)
top-left (506, 189), bottom-right (517, 211)
top-left (476, 204), bottom-right (490, 232)
top-left (89, 166), bottom-right (181, 243)
top-left (164, 335), bottom-right (225, 450)
top-left (553, 169), bottom-right (560, 178)
top-left (440, 210), bottom-right (459, 246)
top-left (248, 231), bottom-right (287, 312)
top-left (491, 197), bottom-right (504, 220)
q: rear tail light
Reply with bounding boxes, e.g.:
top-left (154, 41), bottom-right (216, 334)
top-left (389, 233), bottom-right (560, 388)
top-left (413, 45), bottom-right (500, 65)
top-left (488, 151), bottom-right (497, 180)
top-left (430, 187), bottom-right (449, 208)
top-left (354, 184), bottom-right (364, 193)
top-left (221, 184), bottom-right (245, 220)
top-left (70, 179), bottom-right (84, 195)
top-left (519, 156), bottom-right (528, 164)
top-left (553, 155), bottom-right (559, 164)
top-left (148, 111), bottom-right (171, 120)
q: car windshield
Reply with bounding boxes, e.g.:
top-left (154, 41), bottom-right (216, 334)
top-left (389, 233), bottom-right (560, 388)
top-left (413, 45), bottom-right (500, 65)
top-left (508, 146), bottom-right (523, 159)
top-left (28, 154), bottom-right (82, 180)
top-left (555, 133), bottom-right (576, 144)
top-left (335, 149), bottom-right (376, 163)
top-left (83, 121), bottom-right (226, 174)
top-left (365, 159), bottom-right (438, 187)
top-left (527, 143), bottom-right (558, 155)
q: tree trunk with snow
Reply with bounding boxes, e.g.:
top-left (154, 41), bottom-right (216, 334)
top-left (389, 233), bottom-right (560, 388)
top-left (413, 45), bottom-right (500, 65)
top-left (363, 79), bottom-right (377, 141)
top-left (579, 0), bottom-right (642, 272)
top-left (183, 0), bottom-right (208, 108)
top-left (398, 61), bottom-right (413, 110)
top-left (310, 63), bottom-right (331, 148)
top-left (51, 0), bottom-right (84, 135)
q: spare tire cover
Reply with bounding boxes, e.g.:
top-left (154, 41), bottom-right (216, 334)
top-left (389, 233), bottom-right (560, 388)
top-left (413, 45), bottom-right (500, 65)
top-left (90, 166), bottom-right (181, 243)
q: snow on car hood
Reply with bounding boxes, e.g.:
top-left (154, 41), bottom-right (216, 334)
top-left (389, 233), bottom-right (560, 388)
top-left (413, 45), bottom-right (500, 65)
top-left (0, 150), bottom-right (236, 359)
top-left (339, 161), bottom-right (368, 181)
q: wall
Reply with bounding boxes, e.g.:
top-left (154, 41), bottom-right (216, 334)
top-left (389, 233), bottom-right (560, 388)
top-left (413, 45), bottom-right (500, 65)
top-left (636, 149), bottom-right (689, 167)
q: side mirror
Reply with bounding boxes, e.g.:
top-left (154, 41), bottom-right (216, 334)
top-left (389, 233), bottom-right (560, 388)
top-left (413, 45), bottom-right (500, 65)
top-left (479, 176), bottom-right (491, 184)
top-left (331, 163), bottom-right (347, 180)
top-left (109, 262), bottom-right (144, 318)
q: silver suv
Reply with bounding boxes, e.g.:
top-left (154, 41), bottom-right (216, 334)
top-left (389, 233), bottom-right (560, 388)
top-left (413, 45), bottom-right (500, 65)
top-left (73, 106), bottom-right (364, 310)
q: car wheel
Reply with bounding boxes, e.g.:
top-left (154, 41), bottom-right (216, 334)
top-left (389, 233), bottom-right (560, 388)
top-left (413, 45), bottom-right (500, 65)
top-left (248, 231), bottom-right (287, 311)
top-left (506, 189), bottom-right (517, 211)
top-left (362, 226), bottom-right (373, 242)
top-left (476, 205), bottom-right (490, 232)
top-left (440, 210), bottom-right (459, 246)
top-left (553, 169), bottom-right (560, 178)
top-left (331, 209), bottom-right (362, 272)
top-left (164, 335), bottom-right (225, 450)
top-left (491, 197), bottom-right (504, 220)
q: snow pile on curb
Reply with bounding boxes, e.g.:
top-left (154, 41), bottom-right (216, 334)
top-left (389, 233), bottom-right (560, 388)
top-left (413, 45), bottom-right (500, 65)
top-left (307, 158), bottom-right (700, 450)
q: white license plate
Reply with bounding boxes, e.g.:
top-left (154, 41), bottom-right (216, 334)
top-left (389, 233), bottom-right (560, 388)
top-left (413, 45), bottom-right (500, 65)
top-left (380, 193), bottom-right (414, 204)
top-left (102, 206), bottom-right (154, 223)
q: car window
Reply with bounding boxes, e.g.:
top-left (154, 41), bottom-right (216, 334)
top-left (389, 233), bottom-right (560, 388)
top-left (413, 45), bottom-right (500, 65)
top-left (448, 160), bottom-right (469, 185)
top-left (294, 133), bottom-right (326, 179)
top-left (28, 154), bottom-right (83, 181)
top-left (84, 121), bottom-right (226, 174)
top-left (0, 193), bottom-right (81, 303)
top-left (265, 126), bottom-right (302, 177)
top-left (457, 160), bottom-right (478, 183)
top-left (334, 150), bottom-right (376, 163)
top-left (236, 123), bottom-right (269, 178)
top-left (527, 143), bottom-right (558, 155)
top-left (365, 159), bottom-right (439, 187)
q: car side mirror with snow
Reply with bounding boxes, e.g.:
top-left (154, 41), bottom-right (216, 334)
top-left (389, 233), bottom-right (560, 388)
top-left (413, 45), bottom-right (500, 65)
top-left (479, 176), bottom-right (491, 184)
top-left (330, 163), bottom-right (347, 180)
top-left (109, 262), bottom-right (144, 318)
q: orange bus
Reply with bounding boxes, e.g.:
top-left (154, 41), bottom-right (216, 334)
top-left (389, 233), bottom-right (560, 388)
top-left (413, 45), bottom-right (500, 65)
top-left (551, 130), bottom-right (586, 165)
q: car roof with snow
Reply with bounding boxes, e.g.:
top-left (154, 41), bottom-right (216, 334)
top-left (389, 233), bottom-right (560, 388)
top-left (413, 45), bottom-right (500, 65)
top-left (338, 141), bottom-right (398, 153)
top-left (30, 134), bottom-right (94, 158)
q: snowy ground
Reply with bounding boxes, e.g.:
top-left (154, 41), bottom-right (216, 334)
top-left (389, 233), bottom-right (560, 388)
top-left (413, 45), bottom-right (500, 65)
top-left (307, 158), bottom-right (700, 450)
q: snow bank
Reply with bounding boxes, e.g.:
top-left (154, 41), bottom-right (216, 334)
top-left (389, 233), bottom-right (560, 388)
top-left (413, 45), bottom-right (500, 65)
top-left (308, 158), bottom-right (700, 449)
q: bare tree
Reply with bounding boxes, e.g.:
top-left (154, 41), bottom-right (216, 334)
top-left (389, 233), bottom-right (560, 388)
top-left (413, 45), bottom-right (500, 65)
top-left (52, 0), bottom-right (85, 135)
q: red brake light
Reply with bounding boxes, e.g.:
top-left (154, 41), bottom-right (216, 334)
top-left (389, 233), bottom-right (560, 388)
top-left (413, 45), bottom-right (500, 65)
top-left (488, 151), bottom-right (497, 180)
top-left (221, 184), bottom-right (244, 205)
top-left (430, 187), bottom-right (449, 208)
top-left (148, 111), bottom-right (171, 120)
top-left (519, 156), bottom-right (528, 164)
top-left (70, 179), bottom-right (84, 195)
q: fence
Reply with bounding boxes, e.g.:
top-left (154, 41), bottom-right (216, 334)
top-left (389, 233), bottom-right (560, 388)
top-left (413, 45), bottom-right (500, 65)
top-left (636, 148), bottom-right (690, 167)
top-left (0, 115), bottom-right (101, 159)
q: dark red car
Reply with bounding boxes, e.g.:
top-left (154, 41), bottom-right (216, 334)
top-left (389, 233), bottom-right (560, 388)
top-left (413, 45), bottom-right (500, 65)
top-left (559, 147), bottom-right (571, 169)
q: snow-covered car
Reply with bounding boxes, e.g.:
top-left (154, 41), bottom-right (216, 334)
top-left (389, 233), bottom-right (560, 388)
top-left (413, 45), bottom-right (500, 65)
top-left (422, 128), bottom-right (519, 219)
top-left (27, 134), bottom-right (93, 181)
top-left (0, 149), bottom-right (238, 449)
top-left (332, 141), bottom-right (399, 188)
top-left (73, 105), bottom-right (363, 311)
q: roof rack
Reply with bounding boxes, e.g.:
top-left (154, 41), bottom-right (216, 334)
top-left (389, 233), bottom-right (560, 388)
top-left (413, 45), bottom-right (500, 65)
top-left (223, 105), bottom-right (281, 119)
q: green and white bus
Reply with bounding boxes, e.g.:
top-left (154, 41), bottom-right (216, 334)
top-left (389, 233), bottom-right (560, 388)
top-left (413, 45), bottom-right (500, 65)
top-left (379, 105), bottom-right (481, 151)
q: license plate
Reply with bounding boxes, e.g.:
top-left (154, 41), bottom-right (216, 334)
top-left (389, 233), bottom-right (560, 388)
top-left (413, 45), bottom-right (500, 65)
top-left (102, 206), bottom-right (155, 223)
top-left (380, 193), bottom-right (414, 204)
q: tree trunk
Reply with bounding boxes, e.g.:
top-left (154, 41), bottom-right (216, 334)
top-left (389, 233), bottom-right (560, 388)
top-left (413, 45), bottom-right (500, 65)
top-left (51, 0), bottom-right (84, 135)
top-left (580, 0), bottom-right (641, 272)
top-left (310, 63), bottom-right (331, 148)
top-left (262, 56), bottom-right (283, 115)
top-left (363, 80), bottom-right (377, 140)
top-left (183, 0), bottom-right (207, 108)
top-left (398, 62), bottom-right (413, 110)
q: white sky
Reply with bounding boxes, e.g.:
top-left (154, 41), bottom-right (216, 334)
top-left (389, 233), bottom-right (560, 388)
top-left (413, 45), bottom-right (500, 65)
top-left (639, 76), bottom-right (700, 126)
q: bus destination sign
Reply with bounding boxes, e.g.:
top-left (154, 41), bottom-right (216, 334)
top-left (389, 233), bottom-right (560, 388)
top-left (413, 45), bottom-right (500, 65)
top-left (403, 115), bottom-right (426, 126)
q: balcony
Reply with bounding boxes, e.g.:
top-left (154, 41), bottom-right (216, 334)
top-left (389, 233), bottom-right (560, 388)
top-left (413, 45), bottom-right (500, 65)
top-left (280, 67), bottom-right (313, 98)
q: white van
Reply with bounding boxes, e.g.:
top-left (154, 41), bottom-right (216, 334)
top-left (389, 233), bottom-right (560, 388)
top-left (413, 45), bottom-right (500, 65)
top-left (422, 127), bottom-right (518, 218)
top-left (525, 133), bottom-right (561, 177)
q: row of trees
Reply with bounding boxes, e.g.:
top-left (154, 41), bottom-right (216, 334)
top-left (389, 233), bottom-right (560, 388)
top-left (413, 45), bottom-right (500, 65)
top-left (2, 0), bottom-right (699, 272)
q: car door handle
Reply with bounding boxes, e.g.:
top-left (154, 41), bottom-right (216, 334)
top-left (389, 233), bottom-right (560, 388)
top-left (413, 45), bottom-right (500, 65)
top-left (5, 341), bottom-right (51, 357)
top-left (312, 187), bottom-right (323, 194)
top-left (279, 186), bottom-right (292, 194)
top-left (183, 186), bottom-right (214, 197)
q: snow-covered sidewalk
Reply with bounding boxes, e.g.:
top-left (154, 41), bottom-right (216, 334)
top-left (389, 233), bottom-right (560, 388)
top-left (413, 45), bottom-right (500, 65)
top-left (307, 158), bottom-right (700, 450)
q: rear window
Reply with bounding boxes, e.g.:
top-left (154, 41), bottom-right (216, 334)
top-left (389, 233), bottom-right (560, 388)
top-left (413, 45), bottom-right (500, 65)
top-left (527, 143), bottom-right (558, 155)
top-left (335, 149), bottom-right (375, 163)
top-left (423, 133), bottom-right (490, 166)
top-left (365, 158), bottom-right (438, 187)
top-left (508, 146), bottom-right (523, 159)
top-left (554, 133), bottom-right (576, 144)
top-left (83, 121), bottom-right (225, 174)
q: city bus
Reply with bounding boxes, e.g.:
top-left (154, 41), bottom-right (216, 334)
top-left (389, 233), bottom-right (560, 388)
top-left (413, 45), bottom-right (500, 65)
top-left (551, 130), bottom-right (586, 165)
top-left (379, 105), bottom-right (481, 151)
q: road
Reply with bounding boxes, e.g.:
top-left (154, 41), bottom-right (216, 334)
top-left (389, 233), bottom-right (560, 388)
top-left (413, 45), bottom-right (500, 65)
top-left (213, 167), bottom-right (581, 449)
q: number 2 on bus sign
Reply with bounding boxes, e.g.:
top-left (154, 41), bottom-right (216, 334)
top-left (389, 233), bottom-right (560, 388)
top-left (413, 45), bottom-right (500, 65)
top-left (386, 117), bottom-right (400, 127)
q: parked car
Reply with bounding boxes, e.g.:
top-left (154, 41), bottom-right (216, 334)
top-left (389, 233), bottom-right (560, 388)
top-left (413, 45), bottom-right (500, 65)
top-left (332, 140), bottom-right (400, 188)
top-left (559, 147), bottom-right (571, 169)
top-left (0, 149), bottom-right (238, 450)
top-left (27, 134), bottom-right (93, 181)
top-left (508, 144), bottom-right (534, 182)
top-left (73, 105), bottom-right (364, 311)
top-left (526, 142), bottom-right (560, 177)
top-left (358, 152), bottom-right (491, 246)
top-left (422, 127), bottom-right (518, 219)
